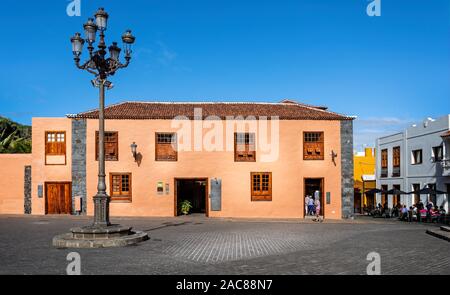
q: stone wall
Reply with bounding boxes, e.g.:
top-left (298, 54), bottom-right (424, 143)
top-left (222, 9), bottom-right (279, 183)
top-left (341, 120), bottom-right (355, 219)
top-left (24, 166), bottom-right (31, 214)
top-left (72, 119), bottom-right (87, 215)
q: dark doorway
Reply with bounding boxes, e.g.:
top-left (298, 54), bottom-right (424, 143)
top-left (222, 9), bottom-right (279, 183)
top-left (304, 178), bottom-right (324, 217)
top-left (428, 183), bottom-right (437, 205)
top-left (354, 189), bottom-right (362, 214)
top-left (175, 179), bottom-right (208, 216)
top-left (366, 193), bottom-right (375, 210)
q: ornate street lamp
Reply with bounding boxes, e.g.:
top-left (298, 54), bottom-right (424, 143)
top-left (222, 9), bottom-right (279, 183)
top-left (130, 142), bottom-right (138, 161)
top-left (53, 8), bottom-right (147, 248)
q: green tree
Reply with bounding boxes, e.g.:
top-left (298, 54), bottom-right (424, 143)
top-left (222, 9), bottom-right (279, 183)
top-left (0, 117), bottom-right (32, 154)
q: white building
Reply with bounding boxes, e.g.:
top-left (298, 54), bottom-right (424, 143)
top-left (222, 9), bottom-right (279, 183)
top-left (375, 115), bottom-right (450, 211)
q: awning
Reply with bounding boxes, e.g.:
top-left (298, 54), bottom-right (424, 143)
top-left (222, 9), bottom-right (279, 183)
top-left (361, 174), bottom-right (376, 182)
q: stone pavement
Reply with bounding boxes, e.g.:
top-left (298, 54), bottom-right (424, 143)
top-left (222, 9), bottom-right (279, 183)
top-left (0, 215), bottom-right (449, 275)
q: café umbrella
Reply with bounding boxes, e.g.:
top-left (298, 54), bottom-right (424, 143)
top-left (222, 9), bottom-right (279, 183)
top-left (409, 187), bottom-right (447, 195)
top-left (365, 188), bottom-right (386, 195)
top-left (386, 188), bottom-right (409, 195)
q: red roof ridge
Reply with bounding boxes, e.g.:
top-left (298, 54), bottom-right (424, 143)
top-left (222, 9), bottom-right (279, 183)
top-left (441, 130), bottom-right (450, 138)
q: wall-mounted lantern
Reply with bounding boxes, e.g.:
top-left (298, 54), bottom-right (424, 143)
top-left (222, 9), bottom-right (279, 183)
top-left (331, 150), bottom-right (338, 165)
top-left (130, 142), bottom-right (138, 161)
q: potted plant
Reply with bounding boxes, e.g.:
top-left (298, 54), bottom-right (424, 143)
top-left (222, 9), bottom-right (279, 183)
top-left (179, 200), bottom-right (193, 215)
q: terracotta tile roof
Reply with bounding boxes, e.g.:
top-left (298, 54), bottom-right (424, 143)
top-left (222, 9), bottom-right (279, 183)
top-left (441, 130), bottom-right (450, 138)
top-left (67, 101), bottom-right (354, 121)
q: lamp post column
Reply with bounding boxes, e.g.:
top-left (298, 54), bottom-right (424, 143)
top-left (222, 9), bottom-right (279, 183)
top-left (93, 79), bottom-right (110, 227)
top-left (52, 7), bottom-right (148, 248)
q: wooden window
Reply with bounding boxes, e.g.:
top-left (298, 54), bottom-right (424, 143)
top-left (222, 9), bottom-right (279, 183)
top-left (392, 146), bottom-right (401, 177)
top-left (109, 173), bottom-right (132, 202)
top-left (381, 185), bottom-right (388, 206)
top-left (393, 147), bottom-right (400, 167)
top-left (155, 133), bottom-right (177, 161)
top-left (251, 172), bottom-right (272, 201)
top-left (412, 183), bottom-right (421, 204)
top-left (411, 149), bottom-right (422, 165)
top-left (96, 131), bottom-right (118, 161)
top-left (235, 133), bottom-right (256, 162)
top-left (380, 149), bottom-right (388, 178)
top-left (303, 132), bottom-right (324, 160)
top-left (45, 131), bottom-right (66, 156)
top-left (393, 184), bottom-right (401, 205)
top-left (381, 149), bottom-right (388, 168)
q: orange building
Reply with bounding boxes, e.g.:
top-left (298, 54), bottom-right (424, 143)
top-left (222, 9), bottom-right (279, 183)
top-left (0, 100), bottom-right (355, 219)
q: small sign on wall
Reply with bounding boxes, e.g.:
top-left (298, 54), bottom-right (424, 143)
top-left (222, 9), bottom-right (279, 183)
top-left (326, 192), bottom-right (331, 204)
top-left (165, 183), bottom-right (170, 195)
top-left (210, 178), bottom-right (222, 211)
top-left (157, 182), bottom-right (164, 195)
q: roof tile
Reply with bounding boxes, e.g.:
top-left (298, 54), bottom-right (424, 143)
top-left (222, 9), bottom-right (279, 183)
top-left (67, 101), bottom-right (353, 121)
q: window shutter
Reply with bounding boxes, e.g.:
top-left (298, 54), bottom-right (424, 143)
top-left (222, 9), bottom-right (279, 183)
top-left (155, 133), bottom-right (177, 161)
top-left (303, 132), bottom-right (324, 160)
top-left (45, 131), bottom-right (66, 156)
top-left (235, 133), bottom-right (256, 162)
top-left (96, 131), bottom-right (119, 161)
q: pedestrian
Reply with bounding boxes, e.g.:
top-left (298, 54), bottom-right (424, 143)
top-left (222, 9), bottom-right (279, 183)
top-left (426, 201), bottom-right (434, 222)
top-left (408, 207), bottom-right (413, 222)
top-left (315, 198), bottom-right (321, 217)
top-left (308, 197), bottom-right (315, 216)
top-left (426, 201), bottom-right (433, 211)
top-left (401, 205), bottom-right (408, 221)
top-left (418, 202), bottom-right (424, 222)
top-left (305, 195), bottom-right (310, 216)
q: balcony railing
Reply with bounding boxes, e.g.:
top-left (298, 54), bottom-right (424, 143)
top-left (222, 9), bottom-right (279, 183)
top-left (392, 166), bottom-right (400, 177)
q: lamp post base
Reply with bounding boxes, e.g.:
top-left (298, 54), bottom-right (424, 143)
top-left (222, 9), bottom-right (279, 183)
top-left (52, 225), bottom-right (149, 248)
top-left (52, 194), bottom-right (148, 249)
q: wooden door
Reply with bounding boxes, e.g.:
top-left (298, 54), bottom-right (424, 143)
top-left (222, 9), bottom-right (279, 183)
top-left (45, 182), bottom-right (72, 214)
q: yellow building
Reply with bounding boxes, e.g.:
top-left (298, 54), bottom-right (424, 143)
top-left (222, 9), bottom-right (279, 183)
top-left (354, 148), bottom-right (376, 214)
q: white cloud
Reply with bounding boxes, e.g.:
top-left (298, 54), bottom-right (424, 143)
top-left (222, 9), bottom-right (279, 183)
top-left (156, 41), bottom-right (177, 65)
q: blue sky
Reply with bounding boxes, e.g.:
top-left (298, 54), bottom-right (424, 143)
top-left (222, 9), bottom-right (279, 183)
top-left (0, 0), bottom-right (449, 150)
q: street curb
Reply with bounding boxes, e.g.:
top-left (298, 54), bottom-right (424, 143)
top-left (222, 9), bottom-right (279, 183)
top-left (426, 229), bottom-right (450, 242)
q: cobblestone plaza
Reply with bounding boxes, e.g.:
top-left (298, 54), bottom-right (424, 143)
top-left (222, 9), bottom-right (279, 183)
top-left (0, 215), bottom-right (448, 275)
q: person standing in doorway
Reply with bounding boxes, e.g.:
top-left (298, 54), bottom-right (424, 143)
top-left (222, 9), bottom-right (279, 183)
top-left (305, 195), bottom-right (310, 216)
top-left (315, 198), bottom-right (321, 219)
top-left (308, 197), bottom-right (315, 216)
